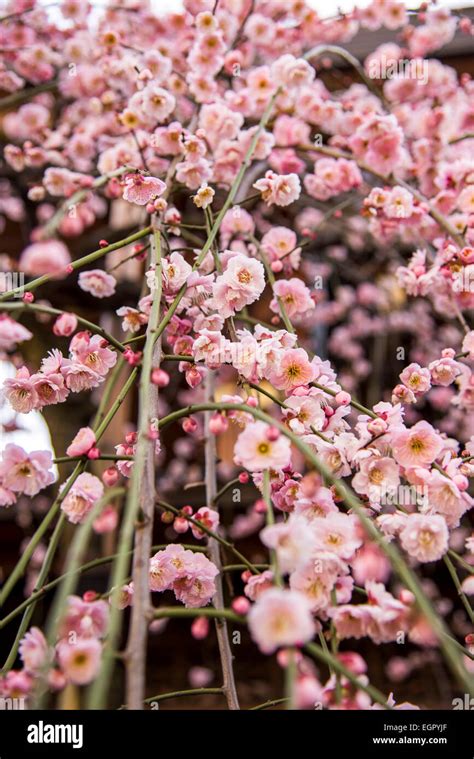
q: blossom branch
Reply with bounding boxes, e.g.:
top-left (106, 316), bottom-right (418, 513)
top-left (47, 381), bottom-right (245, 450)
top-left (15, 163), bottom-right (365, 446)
top-left (0, 301), bottom-right (126, 353)
top-left (204, 371), bottom-right (240, 710)
top-left (158, 400), bottom-right (474, 696)
top-left (0, 226), bottom-right (152, 302)
top-left (124, 227), bottom-right (162, 710)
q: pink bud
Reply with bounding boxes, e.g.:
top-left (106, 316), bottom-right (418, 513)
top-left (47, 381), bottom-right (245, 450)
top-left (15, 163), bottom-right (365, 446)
top-left (99, 239), bottom-right (109, 248)
top-left (182, 416), bottom-right (197, 434)
top-left (459, 246), bottom-right (474, 264)
top-left (83, 590), bottom-right (98, 602)
top-left (271, 260), bottom-right (283, 273)
top-left (106, 178), bottom-right (122, 198)
top-left (191, 616), bottom-right (209, 640)
top-left (146, 203), bottom-right (155, 214)
top-left (238, 472), bottom-right (249, 484)
top-left (367, 417), bottom-right (388, 435)
top-left (65, 264), bottom-right (74, 274)
top-left (124, 347), bottom-right (142, 366)
top-left (399, 589), bottom-right (415, 605)
top-left (93, 505), bottom-right (118, 534)
top-left (324, 405), bottom-right (335, 417)
top-left (266, 425), bottom-right (280, 442)
top-left (102, 467), bottom-right (119, 486)
top-left (173, 517), bottom-right (189, 533)
top-left (125, 432), bottom-right (137, 445)
top-left (154, 198), bottom-right (167, 213)
top-left (231, 596), bottom-right (250, 615)
top-left (147, 426), bottom-right (159, 440)
top-left (182, 505), bottom-right (193, 516)
top-left (151, 368), bottom-right (170, 387)
top-left (277, 648), bottom-right (303, 667)
top-left (22, 292), bottom-right (34, 303)
top-left (453, 474), bottom-right (468, 491)
top-left (87, 446), bottom-right (100, 460)
top-left (246, 397), bottom-right (258, 408)
top-left (53, 312), bottom-right (78, 337)
top-left (241, 570), bottom-right (252, 583)
top-left (441, 348), bottom-right (456, 359)
top-left (254, 498), bottom-right (267, 514)
top-left (271, 316), bottom-right (280, 325)
top-left (185, 365), bottom-right (203, 388)
top-left (209, 413), bottom-right (229, 435)
top-left (48, 669), bottom-right (67, 691)
top-left (335, 390), bottom-right (351, 406)
top-left (337, 651), bottom-right (367, 675)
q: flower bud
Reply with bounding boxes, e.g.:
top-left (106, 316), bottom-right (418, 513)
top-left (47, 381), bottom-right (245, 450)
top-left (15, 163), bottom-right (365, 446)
top-left (53, 312), bottom-right (78, 337)
top-left (102, 467), bottom-right (119, 486)
top-left (232, 596), bottom-right (250, 615)
top-left (335, 390), bottom-right (351, 406)
top-left (209, 413), bottom-right (229, 435)
top-left (191, 616), bottom-right (209, 640)
top-left (151, 368), bottom-right (170, 387)
top-left (173, 516), bottom-right (189, 533)
top-left (182, 416), bottom-right (198, 433)
top-left (266, 425), bottom-right (280, 442)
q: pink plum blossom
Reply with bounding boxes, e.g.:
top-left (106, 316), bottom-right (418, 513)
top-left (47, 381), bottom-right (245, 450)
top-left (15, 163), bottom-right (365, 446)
top-left (66, 427), bottom-right (96, 457)
top-left (0, 316), bottom-right (32, 351)
top-left (399, 514), bottom-right (449, 563)
top-left (0, 445), bottom-right (55, 496)
top-left (234, 421), bottom-right (292, 472)
top-left (254, 171), bottom-right (301, 207)
top-left (20, 241), bottom-right (71, 277)
top-left (78, 270), bottom-right (117, 298)
top-left (248, 588), bottom-right (315, 654)
top-left (390, 422), bottom-right (444, 468)
top-left (19, 628), bottom-right (50, 674)
top-left (60, 473), bottom-right (104, 524)
top-left (122, 174), bottom-right (166, 205)
top-left (57, 638), bottom-right (102, 685)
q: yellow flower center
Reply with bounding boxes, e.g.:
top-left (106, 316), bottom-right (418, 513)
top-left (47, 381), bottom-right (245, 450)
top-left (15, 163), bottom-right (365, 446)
top-left (409, 437), bottom-right (424, 453)
top-left (418, 529), bottom-right (434, 547)
top-left (286, 364), bottom-right (301, 379)
top-left (369, 467), bottom-right (384, 485)
top-left (238, 269), bottom-right (251, 284)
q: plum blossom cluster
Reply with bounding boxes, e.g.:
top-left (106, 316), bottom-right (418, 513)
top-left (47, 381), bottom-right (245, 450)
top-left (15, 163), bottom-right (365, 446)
top-left (0, 594), bottom-right (109, 701)
top-left (147, 544), bottom-right (219, 609)
top-left (4, 332), bottom-right (117, 414)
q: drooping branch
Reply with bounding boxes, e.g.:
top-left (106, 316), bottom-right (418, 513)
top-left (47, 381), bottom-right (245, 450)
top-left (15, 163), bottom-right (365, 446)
top-left (124, 227), bottom-right (163, 710)
top-left (204, 371), bottom-right (240, 710)
top-left (0, 226), bottom-right (152, 302)
top-left (158, 400), bottom-right (474, 698)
